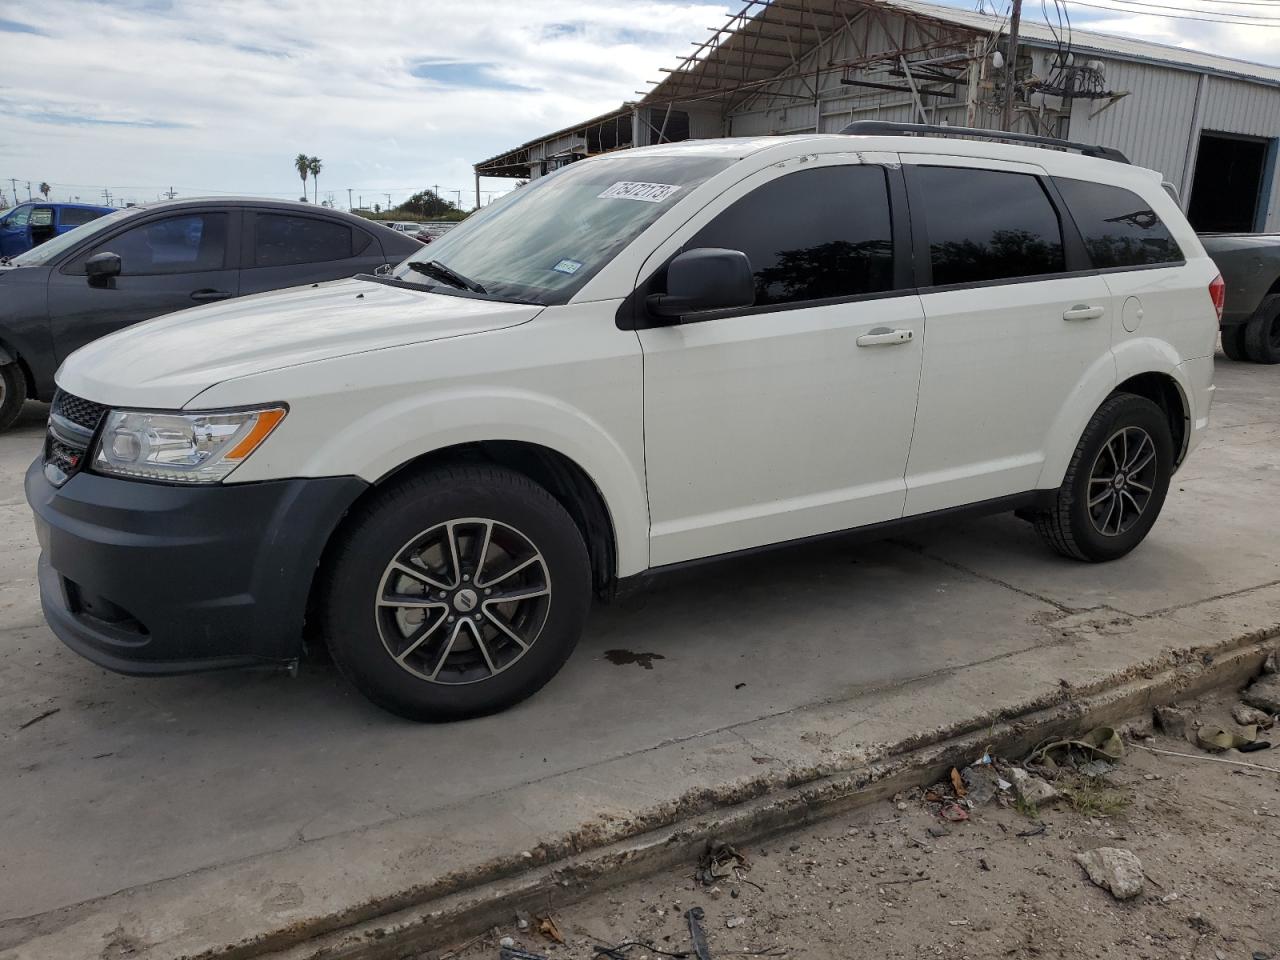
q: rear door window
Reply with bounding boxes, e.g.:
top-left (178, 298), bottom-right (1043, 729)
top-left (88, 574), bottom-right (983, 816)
top-left (686, 165), bottom-right (896, 307)
top-left (914, 166), bottom-right (1065, 286)
top-left (254, 214), bottom-right (353, 267)
top-left (1053, 177), bottom-right (1183, 268)
top-left (101, 213), bottom-right (229, 275)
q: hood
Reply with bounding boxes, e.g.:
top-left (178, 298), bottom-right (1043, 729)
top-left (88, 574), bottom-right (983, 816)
top-left (57, 278), bottom-right (542, 409)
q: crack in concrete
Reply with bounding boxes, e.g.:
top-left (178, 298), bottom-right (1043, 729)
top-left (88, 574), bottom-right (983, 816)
top-left (887, 538), bottom-right (1087, 616)
top-left (1144, 578), bottom-right (1280, 618)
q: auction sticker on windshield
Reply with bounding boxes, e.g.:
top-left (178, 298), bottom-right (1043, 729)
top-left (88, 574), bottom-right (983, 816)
top-left (598, 182), bottom-right (681, 203)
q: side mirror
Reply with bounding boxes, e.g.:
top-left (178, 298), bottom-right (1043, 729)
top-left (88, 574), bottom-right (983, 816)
top-left (646, 247), bottom-right (754, 321)
top-left (85, 252), bottom-right (122, 283)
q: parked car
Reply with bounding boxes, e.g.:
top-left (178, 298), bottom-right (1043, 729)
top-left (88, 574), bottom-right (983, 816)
top-left (27, 123), bottom-right (1218, 721)
top-left (0, 201), bottom-right (115, 258)
top-left (0, 198), bottom-right (421, 430)
top-left (1199, 232), bottom-right (1280, 363)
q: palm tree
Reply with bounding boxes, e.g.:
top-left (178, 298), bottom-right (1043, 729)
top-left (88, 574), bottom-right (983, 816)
top-left (39, 182), bottom-right (51, 200)
top-left (294, 153), bottom-right (310, 202)
top-left (308, 157), bottom-right (322, 204)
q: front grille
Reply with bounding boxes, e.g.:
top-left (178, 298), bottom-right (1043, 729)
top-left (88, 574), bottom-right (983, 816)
top-left (52, 390), bottom-right (107, 431)
top-left (44, 390), bottom-right (107, 486)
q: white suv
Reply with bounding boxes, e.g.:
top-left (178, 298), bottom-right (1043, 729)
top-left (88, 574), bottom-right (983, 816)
top-left (28, 124), bottom-right (1220, 720)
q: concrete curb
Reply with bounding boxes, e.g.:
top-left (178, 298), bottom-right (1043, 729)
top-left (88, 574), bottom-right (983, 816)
top-left (270, 624), bottom-right (1279, 960)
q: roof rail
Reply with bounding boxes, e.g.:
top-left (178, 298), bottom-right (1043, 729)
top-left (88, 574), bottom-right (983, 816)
top-left (839, 120), bottom-right (1130, 164)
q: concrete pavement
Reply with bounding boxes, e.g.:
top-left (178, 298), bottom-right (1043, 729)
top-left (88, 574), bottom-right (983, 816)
top-left (0, 357), bottom-right (1276, 958)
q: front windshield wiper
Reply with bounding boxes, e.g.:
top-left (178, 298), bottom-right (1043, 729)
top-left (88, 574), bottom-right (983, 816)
top-left (407, 259), bottom-right (487, 294)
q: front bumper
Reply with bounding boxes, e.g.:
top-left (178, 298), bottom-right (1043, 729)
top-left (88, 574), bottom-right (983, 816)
top-left (26, 459), bottom-right (367, 674)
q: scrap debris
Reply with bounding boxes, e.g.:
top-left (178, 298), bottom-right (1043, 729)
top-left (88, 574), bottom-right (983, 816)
top-left (695, 839), bottom-right (751, 888)
top-left (537, 916), bottom-right (566, 945)
top-left (685, 907), bottom-right (713, 960)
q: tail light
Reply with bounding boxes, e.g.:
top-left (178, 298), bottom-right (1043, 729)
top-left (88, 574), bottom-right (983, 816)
top-left (1209, 274), bottom-right (1225, 322)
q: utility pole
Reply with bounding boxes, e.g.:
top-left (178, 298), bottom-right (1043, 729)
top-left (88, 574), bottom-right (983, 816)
top-left (347, 188), bottom-right (353, 211)
top-left (164, 186), bottom-right (177, 199)
top-left (384, 192), bottom-right (392, 212)
top-left (102, 188), bottom-right (113, 206)
top-left (1002, 0), bottom-right (1022, 132)
top-left (25, 181), bottom-right (32, 201)
top-left (8, 179), bottom-right (16, 206)
top-left (450, 189), bottom-right (461, 209)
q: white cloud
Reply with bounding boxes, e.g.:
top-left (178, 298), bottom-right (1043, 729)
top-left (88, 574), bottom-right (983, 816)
top-left (0, 0), bottom-right (734, 206)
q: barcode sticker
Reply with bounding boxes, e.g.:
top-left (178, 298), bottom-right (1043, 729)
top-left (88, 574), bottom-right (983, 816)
top-left (597, 181), bottom-right (681, 203)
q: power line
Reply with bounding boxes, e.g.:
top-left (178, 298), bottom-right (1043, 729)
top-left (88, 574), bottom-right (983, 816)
top-left (1061, 0), bottom-right (1280, 22)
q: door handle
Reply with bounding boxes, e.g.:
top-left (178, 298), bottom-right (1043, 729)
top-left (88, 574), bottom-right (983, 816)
top-left (1062, 304), bottom-right (1104, 321)
top-left (190, 288), bottom-right (234, 302)
top-left (856, 327), bottom-right (914, 347)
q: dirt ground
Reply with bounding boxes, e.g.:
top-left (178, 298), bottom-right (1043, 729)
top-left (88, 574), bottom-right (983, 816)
top-left (442, 689), bottom-right (1280, 960)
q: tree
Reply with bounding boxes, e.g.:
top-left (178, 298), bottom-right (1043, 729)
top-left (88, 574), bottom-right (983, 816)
top-left (294, 153), bottom-right (310, 202)
top-left (373, 202), bottom-right (381, 213)
top-left (39, 182), bottom-right (51, 200)
top-left (308, 156), bottom-right (322, 204)
top-left (401, 189), bottom-right (457, 218)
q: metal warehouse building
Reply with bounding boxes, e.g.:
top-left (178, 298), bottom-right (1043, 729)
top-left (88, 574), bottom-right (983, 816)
top-left (475, 0), bottom-right (1280, 232)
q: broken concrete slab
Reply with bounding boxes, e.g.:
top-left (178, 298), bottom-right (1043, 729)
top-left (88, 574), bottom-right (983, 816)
top-left (1076, 847), bottom-right (1145, 900)
top-left (1243, 674), bottom-right (1280, 715)
top-left (1154, 704), bottom-right (1191, 739)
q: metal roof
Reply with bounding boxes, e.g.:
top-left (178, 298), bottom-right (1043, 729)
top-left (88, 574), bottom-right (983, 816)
top-left (640, 0), bottom-right (1280, 109)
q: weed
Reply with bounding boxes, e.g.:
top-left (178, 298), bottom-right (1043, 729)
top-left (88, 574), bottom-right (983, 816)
top-left (1062, 777), bottom-right (1131, 818)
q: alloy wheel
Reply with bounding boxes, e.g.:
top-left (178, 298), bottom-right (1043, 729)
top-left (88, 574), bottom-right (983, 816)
top-left (1086, 426), bottom-right (1158, 537)
top-left (375, 518), bottom-right (551, 684)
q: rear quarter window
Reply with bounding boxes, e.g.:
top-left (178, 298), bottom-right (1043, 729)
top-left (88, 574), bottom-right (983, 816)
top-left (1053, 177), bottom-right (1184, 268)
top-left (60, 207), bottom-right (108, 228)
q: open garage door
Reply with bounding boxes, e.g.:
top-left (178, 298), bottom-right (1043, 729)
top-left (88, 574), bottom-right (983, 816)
top-left (1188, 131), bottom-right (1275, 233)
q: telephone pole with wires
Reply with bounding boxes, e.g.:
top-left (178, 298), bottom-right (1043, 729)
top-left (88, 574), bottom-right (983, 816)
top-left (1002, 0), bottom-right (1023, 130)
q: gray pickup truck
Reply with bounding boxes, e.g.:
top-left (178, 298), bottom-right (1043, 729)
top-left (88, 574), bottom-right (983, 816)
top-left (1200, 233), bottom-right (1280, 364)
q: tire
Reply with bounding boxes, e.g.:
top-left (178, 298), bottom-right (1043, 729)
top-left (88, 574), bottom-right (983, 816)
top-left (1242, 294), bottom-right (1280, 364)
top-left (322, 464), bottom-right (591, 721)
top-left (1220, 324), bottom-right (1250, 362)
top-left (0, 362), bottom-right (27, 433)
top-left (1034, 393), bottom-right (1173, 563)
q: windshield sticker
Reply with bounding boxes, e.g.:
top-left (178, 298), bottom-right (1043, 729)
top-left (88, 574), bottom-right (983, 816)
top-left (552, 258), bottom-right (584, 275)
top-left (597, 181), bottom-right (681, 203)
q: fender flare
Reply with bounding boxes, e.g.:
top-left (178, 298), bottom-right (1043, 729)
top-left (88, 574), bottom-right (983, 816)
top-left (1035, 340), bottom-right (1191, 490)
top-left (285, 387), bottom-right (650, 578)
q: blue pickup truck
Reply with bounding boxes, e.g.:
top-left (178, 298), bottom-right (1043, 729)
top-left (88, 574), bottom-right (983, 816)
top-left (0, 202), bottom-right (116, 258)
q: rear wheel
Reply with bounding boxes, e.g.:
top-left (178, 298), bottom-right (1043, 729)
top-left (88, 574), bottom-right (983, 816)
top-left (1220, 324), bottom-right (1250, 362)
top-left (0, 362), bottom-right (27, 433)
top-left (322, 464), bottom-right (591, 721)
top-left (1034, 393), bottom-right (1173, 562)
top-left (1242, 295), bottom-right (1280, 364)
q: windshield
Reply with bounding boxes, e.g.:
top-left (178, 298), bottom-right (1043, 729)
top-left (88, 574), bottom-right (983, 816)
top-left (7, 207), bottom-right (133, 266)
top-left (393, 154), bottom-right (734, 304)
top-left (1, 205), bottom-right (32, 228)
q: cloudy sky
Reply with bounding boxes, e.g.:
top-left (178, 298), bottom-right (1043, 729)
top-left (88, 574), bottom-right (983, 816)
top-left (0, 0), bottom-right (1276, 210)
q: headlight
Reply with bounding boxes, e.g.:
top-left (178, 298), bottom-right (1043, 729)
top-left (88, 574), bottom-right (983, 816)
top-left (94, 405), bottom-right (286, 483)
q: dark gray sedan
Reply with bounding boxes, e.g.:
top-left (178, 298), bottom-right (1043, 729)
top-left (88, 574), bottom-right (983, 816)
top-left (0, 198), bottom-right (421, 430)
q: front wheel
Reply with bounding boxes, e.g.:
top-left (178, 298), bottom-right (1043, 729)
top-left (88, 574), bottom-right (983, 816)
top-left (322, 464), bottom-right (591, 721)
top-left (1034, 394), bottom-right (1173, 562)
